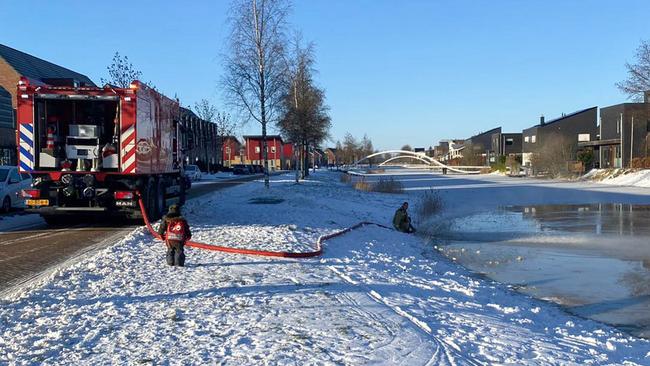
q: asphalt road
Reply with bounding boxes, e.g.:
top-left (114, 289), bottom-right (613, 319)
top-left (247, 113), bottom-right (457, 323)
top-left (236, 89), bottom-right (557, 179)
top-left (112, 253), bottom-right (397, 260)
top-left (0, 174), bottom-right (265, 296)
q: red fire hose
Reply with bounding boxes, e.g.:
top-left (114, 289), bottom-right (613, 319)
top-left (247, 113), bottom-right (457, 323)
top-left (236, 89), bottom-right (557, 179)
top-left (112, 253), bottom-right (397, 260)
top-left (137, 194), bottom-right (392, 258)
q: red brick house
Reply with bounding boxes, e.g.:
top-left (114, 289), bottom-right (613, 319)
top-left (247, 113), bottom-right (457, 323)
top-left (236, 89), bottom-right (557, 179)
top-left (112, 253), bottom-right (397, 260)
top-left (0, 43), bottom-right (95, 165)
top-left (283, 143), bottom-right (294, 169)
top-left (243, 135), bottom-right (284, 171)
top-left (222, 136), bottom-right (242, 167)
top-left (325, 148), bottom-right (338, 166)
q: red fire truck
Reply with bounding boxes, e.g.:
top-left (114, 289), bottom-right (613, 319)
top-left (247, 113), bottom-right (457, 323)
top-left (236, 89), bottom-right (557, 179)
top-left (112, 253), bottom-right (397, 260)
top-left (16, 77), bottom-right (186, 223)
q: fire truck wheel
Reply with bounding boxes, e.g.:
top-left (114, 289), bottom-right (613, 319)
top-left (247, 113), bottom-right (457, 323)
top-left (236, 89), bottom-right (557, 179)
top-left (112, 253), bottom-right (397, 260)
top-left (1, 196), bottom-right (11, 214)
top-left (146, 180), bottom-right (159, 221)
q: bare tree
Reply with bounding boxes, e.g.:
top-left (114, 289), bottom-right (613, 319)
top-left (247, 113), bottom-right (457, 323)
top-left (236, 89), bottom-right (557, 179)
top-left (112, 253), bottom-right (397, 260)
top-left (617, 39), bottom-right (650, 101)
top-left (194, 99), bottom-right (218, 123)
top-left (101, 52), bottom-right (143, 88)
top-left (223, 0), bottom-right (290, 188)
top-left (361, 134), bottom-right (374, 164)
top-left (278, 35), bottom-right (331, 180)
top-left (343, 133), bottom-right (360, 164)
top-left (193, 99), bottom-right (238, 168)
top-left (530, 134), bottom-right (575, 177)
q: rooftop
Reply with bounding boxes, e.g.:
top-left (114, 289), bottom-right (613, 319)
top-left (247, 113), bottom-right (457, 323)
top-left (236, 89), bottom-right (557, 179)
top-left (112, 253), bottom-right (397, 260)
top-left (0, 43), bottom-right (95, 87)
top-left (529, 106), bottom-right (597, 128)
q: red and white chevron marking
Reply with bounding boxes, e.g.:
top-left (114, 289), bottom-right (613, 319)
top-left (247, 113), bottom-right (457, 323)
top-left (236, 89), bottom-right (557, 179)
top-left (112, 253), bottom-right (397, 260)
top-left (120, 125), bottom-right (136, 174)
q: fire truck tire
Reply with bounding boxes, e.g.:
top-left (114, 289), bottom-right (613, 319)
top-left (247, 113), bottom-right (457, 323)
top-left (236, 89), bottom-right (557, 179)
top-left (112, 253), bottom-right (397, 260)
top-left (144, 180), bottom-right (158, 221)
top-left (1, 196), bottom-right (11, 213)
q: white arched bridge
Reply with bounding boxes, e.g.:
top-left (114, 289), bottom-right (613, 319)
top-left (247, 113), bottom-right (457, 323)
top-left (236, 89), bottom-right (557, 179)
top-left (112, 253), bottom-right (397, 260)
top-left (352, 150), bottom-right (483, 174)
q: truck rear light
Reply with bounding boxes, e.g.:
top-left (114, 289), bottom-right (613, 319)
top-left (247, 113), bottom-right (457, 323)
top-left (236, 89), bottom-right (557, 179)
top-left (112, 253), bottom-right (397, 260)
top-left (21, 189), bottom-right (41, 198)
top-left (61, 159), bottom-right (73, 171)
top-left (114, 191), bottom-right (134, 200)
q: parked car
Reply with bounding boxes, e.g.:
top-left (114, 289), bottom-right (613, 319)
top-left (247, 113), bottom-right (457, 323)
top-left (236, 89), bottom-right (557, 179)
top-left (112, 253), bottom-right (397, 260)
top-left (255, 164), bottom-right (267, 174)
top-left (232, 164), bottom-right (251, 175)
top-left (184, 164), bottom-right (202, 181)
top-left (0, 166), bottom-right (32, 213)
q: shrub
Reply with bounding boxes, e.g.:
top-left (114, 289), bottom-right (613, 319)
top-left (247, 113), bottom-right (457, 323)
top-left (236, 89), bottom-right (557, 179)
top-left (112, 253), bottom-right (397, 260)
top-left (414, 189), bottom-right (443, 220)
top-left (491, 161), bottom-right (507, 172)
top-left (353, 178), bottom-right (372, 191)
top-left (631, 157), bottom-right (650, 169)
top-left (371, 177), bottom-right (404, 194)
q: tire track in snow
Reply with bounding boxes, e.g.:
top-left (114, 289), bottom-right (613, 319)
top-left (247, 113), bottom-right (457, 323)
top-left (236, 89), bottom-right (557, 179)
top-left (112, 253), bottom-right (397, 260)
top-left (327, 265), bottom-right (482, 366)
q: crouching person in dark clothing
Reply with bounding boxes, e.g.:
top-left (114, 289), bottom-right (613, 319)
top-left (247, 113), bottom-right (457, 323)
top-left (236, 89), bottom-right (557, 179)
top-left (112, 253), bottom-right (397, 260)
top-left (393, 201), bottom-right (416, 233)
top-left (157, 204), bottom-right (192, 266)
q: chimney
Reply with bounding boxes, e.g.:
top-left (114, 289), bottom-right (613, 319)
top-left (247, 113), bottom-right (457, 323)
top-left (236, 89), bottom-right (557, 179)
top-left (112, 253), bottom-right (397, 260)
top-left (540, 115), bottom-right (545, 125)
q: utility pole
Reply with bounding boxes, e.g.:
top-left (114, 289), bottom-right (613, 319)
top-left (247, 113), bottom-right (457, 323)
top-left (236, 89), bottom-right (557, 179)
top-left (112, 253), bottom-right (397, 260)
top-left (630, 115), bottom-right (635, 166)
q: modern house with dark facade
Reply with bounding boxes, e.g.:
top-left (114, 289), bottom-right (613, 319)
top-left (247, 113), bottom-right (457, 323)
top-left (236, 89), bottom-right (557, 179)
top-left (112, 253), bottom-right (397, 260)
top-left (0, 43), bottom-right (96, 165)
top-left (522, 107), bottom-right (597, 168)
top-left (465, 127), bottom-right (501, 165)
top-left (579, 93), bottom-right (649, 168)
top-left (491, 132), bottom-right (522, 159)
top-left (180, 107), bottom-right (222, 172)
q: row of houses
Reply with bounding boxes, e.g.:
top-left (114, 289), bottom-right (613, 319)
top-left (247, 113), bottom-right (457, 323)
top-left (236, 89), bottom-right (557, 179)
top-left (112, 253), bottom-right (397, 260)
top-left (430, 93), bottom-right (650, 172)
top-left (219, 136), bottom-right (327, 170)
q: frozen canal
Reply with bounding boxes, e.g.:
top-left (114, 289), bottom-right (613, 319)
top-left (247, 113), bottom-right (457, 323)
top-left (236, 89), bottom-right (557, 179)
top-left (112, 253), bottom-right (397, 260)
top-left (353, 168), bottom-right (650, 337)
top-left (436, 204), bottom-right (650, 338)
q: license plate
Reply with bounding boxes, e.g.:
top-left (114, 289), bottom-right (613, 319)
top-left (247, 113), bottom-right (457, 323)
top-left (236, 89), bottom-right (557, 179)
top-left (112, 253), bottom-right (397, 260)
top-left (26, 199), bottom-right (49, 206)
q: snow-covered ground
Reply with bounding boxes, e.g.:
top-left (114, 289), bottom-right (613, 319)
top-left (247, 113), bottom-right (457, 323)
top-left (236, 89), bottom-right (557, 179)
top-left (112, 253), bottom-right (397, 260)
top-left (2, 171), bottom-right (650, 365)
top-left (201, 172), bottom-right (236, 180)
top-left (0, 212), bottom-right (44, 232)
top-left (583, 169), bottom-right (650, 188)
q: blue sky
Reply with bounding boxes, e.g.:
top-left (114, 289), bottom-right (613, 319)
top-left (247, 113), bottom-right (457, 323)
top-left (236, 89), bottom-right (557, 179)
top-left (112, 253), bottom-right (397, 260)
top-left (1, 1), bottom-right (648, 150)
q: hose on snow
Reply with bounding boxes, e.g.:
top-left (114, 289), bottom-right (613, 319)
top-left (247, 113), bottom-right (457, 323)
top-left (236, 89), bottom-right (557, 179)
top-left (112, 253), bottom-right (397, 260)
top-left (137, 192), bottom-right (392, 258)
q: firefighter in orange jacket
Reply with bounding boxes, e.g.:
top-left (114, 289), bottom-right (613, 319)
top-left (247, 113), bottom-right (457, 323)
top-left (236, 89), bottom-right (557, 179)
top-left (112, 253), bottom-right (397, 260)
top-left (157, 204), bottom-right (192, 267)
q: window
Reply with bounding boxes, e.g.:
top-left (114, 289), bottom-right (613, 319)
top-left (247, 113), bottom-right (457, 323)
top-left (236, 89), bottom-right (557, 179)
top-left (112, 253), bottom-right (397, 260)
top-left (531, 135), bottom-right (536, 143)
top-left (524, 136), bottom-right (529, 143)
top-left (9, 169), bottom-right (20, 183)
top-left (505, 138), bottom-right (514, 145)
top-left (255, 146), bottom-right (260, 153)
top-left (225, 147), bottom-right (231, 154)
